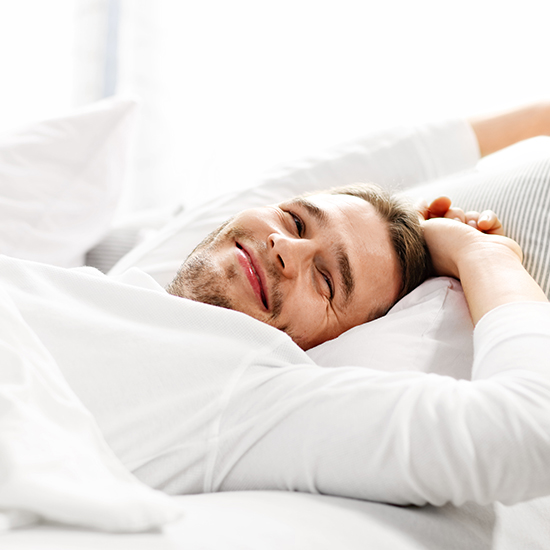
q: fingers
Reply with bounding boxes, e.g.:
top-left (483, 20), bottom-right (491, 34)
top-left (463, 210), bottom-right (504, 234)
top-left (443, 207), bottom-right (466, 223)
top-left (414, 198), bottom-right (430, 221)
top-left (477, 210), bottom-right (505, 235)
top-left (418, 195), bottom-right (506, 235)
top-left (427, 196), bottom-right (452, 218)
top-left (465, 211), bottom-right (480, 229)
top-left (424, 197), bottom-right (466, 222)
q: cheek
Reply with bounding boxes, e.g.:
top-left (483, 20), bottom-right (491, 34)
top-left (273, 290), bottom-right (330, 348)
top-left (233, 207), bottom-right (278, 231)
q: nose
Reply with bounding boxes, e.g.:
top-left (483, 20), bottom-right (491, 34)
top-left (268, 233), bottom-right (313, 279)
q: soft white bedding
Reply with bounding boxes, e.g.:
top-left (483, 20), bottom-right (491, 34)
top-left (1, 100), bottom-right (550, 549)
top-left (0, 273), bottom-right (182, 532)
top-left (4, 491), bottom-right (550, 550)
top-left (2, 255), bottom-right (550, 512)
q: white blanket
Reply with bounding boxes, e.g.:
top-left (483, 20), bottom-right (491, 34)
top-left (0, 274), bottom-right (182, 532)
top-left (2, 255), bottom-right (550, 517)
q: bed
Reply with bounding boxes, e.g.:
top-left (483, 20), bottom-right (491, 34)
top-left (1, 97), bottom-right (549, 549)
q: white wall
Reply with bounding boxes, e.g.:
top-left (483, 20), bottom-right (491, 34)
top-left (0, 0), bottom-right (75, 132)
top-left (1, 0), bottom-right (549, 213)
top-left (115, 0), bottom-right (550, 211)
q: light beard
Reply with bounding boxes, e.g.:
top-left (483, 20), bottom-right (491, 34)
top-left (166, 222), bottom-right (285, 324)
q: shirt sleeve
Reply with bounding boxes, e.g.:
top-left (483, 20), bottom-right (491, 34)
top-left (209, 301), bottom-right (550, 507)
top-left (257, 118), bottom-right (481, 194)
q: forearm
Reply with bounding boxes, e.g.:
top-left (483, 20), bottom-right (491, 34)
top-left (456, 245), bottom-right (547, 325)
top-left (468, 101), bottom-right (550, 157)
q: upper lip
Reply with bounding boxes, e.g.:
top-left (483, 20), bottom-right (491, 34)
top-left (238, 243), bottom-right (269, 310)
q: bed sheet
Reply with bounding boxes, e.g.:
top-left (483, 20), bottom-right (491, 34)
top-left (3, 491), bottom-right (549, 550)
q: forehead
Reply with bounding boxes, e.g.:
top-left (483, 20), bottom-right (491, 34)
top-left (285, 192), bottom-right (373, 217)
top-left (282, 192), bottom-right (384, 239)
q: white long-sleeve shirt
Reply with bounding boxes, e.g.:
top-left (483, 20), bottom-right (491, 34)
top-left (2, 256), bottom-right (550, 508)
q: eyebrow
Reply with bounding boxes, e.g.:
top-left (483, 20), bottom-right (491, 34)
top-left (292, 197), bottom-right (329, 226)
top-left (336, 245), bottom-right (354, 304)
top-left (290, 197), bottom-right (355, 305)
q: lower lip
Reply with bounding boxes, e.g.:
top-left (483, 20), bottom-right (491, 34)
top-left (236, 247), bottom-right (266, 309)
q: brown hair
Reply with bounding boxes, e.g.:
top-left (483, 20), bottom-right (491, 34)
top-left (323, 183), bottom-right (432, 318)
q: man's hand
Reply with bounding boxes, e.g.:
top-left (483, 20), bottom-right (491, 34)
top-left (422, 217), bottom-right (522, 280)
top-left (416, 196), bottom-right (518, 279)
top-left (416, 197), bottom-right (523, 279)
top-left (420, 214), bottom-right (545, 325)
top-left (416, 196), bottom-right (504, 235)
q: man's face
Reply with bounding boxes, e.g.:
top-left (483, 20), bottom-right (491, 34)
top-left (171, 193), bottom-right (402, 350)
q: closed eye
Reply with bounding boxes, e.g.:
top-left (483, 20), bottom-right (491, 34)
top-left (289, 211), bottom-right (304, 237)
top-left (320, 270), bottom-right (334, 301)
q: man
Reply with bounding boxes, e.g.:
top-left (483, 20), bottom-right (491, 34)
top-left (166, 184), bottom-right (430, 350)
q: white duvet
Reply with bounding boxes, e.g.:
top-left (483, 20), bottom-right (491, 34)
top-left (2, 253), bottom-right (550, 533)
top-left (0, 264), bottom-right (182, 532)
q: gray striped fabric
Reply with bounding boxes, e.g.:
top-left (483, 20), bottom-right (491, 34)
top-left (85, 227), bottom-right (141, 274)
top-left (405, 157), bottom-right (550, 297)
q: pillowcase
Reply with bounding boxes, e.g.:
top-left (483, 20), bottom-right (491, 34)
top-left (306, 276), bottom-right (474, 378)
top-left (403, 152), bottom-right (550, 297)
top-left (0, 96), bottom-right (137, 267)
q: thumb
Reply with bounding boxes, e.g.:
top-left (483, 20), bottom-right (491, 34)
top-left (427, 196), bottom-right (452, 218)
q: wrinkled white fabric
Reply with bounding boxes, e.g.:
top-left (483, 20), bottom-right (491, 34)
top-left (308, 277), bottom-right (474, 380)
top-left (2, 256), bottom-right (550, 509)
top-left (0, 273), bottom-right (183, 532)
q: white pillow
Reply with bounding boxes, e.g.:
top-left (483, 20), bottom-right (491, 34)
top-left (0, 96), bottom-right (138, 267)
top-left (306, 277), bottom-right (474, 379)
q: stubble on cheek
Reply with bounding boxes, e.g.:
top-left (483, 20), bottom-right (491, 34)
top-left (167, 252), bottom-right (237, 311)
top-left (167, 222), bottom-right (299, 340)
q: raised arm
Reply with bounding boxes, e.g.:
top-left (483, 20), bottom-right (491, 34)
top-left (468, 100), bottom-right (550, 157)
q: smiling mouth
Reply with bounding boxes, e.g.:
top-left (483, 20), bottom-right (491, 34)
top-left (236, 243), bottom-right (268, 310)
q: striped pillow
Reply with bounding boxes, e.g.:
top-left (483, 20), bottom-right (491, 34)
top-left (404, 157), bottom-right (550, 296)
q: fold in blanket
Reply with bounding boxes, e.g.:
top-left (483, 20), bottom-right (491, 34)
top-left (0, 279), bottom-right (182, 532)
